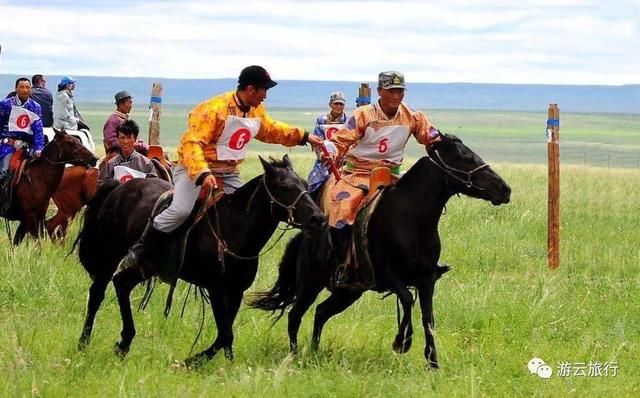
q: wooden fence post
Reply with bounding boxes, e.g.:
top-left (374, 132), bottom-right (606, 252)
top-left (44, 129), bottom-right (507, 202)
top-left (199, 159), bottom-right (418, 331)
top-left (148, 83), bottom-right (163, 145)
top-left (357, 83), bottom-right (371, 107)
top-left (547, 104), bottom-right (560, 269)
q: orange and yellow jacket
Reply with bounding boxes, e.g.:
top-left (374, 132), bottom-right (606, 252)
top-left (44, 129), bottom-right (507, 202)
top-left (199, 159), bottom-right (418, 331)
top-left (330, 101), bottom-right (438, 172)
top-left (177, 91), bottom-right (306, 179)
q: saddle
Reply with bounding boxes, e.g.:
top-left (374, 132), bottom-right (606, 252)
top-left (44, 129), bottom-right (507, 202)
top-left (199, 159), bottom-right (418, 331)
top-left (149, 178), bottom-right (225, 284)
top-left (330, 167), bottom-right (394, 290)
top-left (138, 178), bottom-right (226, 315)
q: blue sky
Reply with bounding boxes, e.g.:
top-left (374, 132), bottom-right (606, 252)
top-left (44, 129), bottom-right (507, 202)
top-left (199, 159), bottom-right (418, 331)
top-left (0, 0), bottom-right (638, 85)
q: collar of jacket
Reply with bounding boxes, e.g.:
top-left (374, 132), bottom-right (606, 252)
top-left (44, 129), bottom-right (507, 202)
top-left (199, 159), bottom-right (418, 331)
top-left (233, 92), bottom-right (251, 115)
top-left (113, 110), bottom-right (128, 120)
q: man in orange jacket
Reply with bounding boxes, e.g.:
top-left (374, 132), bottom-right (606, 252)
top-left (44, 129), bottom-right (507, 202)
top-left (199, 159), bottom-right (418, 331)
top-left (116, 65), bottom-right (323, 276)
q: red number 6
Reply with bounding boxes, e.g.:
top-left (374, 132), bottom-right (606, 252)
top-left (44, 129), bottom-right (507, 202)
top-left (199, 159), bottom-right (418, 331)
top-left (378, 138), bottom-right (388, 153)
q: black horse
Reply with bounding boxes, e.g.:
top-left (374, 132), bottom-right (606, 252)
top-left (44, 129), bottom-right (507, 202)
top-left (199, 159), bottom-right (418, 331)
top-left (249, 134), bottom-right (511, 368)
top-left (76, 155), bottom-right (327, 364)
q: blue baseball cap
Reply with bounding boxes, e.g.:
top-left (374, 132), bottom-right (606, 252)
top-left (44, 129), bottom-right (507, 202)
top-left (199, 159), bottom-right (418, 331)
top-left (60, 76), bottom-right (77, 86)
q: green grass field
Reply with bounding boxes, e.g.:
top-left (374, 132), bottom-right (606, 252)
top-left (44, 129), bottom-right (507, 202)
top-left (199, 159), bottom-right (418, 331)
top-left (79, 103), bottom-right (640, 169)
top-left (1, 106), bottom-right (639, 396)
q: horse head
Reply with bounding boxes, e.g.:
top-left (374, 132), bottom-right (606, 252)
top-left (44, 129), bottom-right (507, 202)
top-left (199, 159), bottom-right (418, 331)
top-left (46, 128), bottom-right (98, 167)
top-left (258, 154), bottom-right (328, 236)
top-left (426, 133), bottom-right (511, 205)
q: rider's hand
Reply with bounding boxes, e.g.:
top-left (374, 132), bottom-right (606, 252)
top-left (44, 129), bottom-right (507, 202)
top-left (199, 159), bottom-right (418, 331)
top-left (34, 150), bottom-right (42, 158)
top-left (306, 134), bottom-right (323, 147)
top-left (201, 174), bottom-right (218, 196)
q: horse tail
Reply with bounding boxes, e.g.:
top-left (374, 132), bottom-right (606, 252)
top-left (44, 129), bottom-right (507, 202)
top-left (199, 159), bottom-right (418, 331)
top-left (247, 232), bottom-right (304, 320)
top-left (75, 179), bottom-right (120, 277)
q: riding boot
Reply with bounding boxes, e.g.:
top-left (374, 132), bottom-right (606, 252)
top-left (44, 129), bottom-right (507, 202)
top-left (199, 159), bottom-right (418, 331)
top-left (332, 226), bottom-right (358, 289)
top-left (114, 222), bottom-right (171, 278)
top-left (0, 172), bottom-right (10, 216)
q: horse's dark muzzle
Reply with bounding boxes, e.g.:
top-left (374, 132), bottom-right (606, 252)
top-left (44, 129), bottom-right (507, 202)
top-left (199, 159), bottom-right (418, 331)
top-left (492, 182), bottom-right (511, 205)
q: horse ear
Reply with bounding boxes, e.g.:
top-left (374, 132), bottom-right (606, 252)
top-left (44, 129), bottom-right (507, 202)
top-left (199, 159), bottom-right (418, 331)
top-left (282, 154), bottom-right (293, 170)
top-left (259, 156), bottom-right (274, 175)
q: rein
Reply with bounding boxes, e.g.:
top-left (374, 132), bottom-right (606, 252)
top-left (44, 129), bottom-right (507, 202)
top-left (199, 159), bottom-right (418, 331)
top-left (28, 140), bottom-right (92, 167)
top-left (205, 174), bottom-right (311, 262)
top-left (427, 149), bottom-right (490, 191)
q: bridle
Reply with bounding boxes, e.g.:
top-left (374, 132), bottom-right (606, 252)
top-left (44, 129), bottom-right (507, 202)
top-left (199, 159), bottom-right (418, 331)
top-left (30, 137), bottom-right (94, 167)
top-left (427, 149), bottom-right (490, 191)
top-left (205, 173), bottom-right (314, 263)
top-left (248, 174), bottom-right (312, 227)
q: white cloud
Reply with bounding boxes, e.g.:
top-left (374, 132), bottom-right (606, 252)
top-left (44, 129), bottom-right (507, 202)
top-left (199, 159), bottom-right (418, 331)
top-left (0, 0), bottom-right (638, 84)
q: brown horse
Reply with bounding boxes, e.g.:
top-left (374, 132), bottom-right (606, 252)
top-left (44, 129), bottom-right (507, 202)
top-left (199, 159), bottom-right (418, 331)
top-left (46, 165), bottom-right (99, 240)
top-left (3, 130), bottom-right (97, 245)
top-left (46, 155), bottom-right (171, 241)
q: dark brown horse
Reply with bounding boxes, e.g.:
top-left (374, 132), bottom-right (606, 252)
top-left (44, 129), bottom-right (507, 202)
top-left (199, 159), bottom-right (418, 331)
top-left (249, 133), bottom-right (511, 369)
top-left (3, 129), bottom-right (97, 244)
top-left (76, 156), bottom-right (328, 365)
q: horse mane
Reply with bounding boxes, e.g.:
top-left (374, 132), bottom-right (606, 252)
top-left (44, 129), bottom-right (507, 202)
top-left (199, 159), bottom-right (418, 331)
top-left (394, 133), bottom-right (462, 189)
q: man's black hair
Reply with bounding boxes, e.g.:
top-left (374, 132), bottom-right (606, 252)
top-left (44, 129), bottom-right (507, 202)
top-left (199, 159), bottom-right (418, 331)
top-left (116, 119), bottom-right (140, 139)
top-left (15, 77), bottom-right (31, 89)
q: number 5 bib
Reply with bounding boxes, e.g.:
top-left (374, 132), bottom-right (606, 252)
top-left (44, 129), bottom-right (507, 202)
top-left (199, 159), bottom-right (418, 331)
top-left (349, 125), bottom-right (411, 164)
top-left (216, 115), bottom-right (261, 161)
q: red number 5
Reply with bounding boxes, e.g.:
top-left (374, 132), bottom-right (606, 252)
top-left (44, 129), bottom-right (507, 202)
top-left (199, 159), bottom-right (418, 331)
top-left (378, 138), bottom-right (388, 153)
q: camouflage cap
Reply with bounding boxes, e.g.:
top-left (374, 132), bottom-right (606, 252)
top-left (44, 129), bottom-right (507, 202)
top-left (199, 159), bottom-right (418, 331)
top-left (329, 91), bottom-right (346, 104)
top-left (378, 71), bottom-right (405, 89)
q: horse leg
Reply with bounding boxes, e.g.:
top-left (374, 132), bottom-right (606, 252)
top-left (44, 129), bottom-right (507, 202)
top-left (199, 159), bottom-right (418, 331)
top-left (391, 286), bottom-right (415, 354)
top-left (78, 276), bottom-right (110, 350)
top-left (288, 281), bottom-right (324, 353)
top-left (184, 285), bottom-right (232, 366)
top-left (418, 279), bottom-right (439, 369)
top-left (311, 289), bottom-right (362, 351)
top-left (45, 212), bottom-right (68, 241)
top-left (13, 222), bottom-right (27, 245)
top-left (112, 266), bottom-right (145, 357)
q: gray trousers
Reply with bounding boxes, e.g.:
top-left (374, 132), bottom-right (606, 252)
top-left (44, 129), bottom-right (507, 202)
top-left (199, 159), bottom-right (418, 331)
top-left (153, 164), bottom-right (242, 233)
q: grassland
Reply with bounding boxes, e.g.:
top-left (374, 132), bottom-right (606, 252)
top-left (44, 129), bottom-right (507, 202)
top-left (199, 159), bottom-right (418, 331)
top-left (0, 106), bottom-right (639, 396)
top-left (78, 103), bottom-right (640, 169)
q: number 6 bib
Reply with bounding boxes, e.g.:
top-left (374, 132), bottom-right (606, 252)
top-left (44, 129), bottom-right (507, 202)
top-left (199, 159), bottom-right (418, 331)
top-left (350, 125), bottom-right (411, 164)
top-left (8, 106), bottom-right (39, 134)
top-left (216, 115), bottom-right (261, 161)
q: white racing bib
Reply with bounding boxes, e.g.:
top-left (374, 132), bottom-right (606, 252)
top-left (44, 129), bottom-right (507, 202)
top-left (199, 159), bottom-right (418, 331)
top-left (8, 106), bottom-right (39, 134)
top-left (216, 115), bottom-right (261, 161)
top-left (317, 124), bottom-right (344, 140)
top-left (349, 125), bottom-right (411, 164)
top-left (114, 165), bottom-right (147, 183)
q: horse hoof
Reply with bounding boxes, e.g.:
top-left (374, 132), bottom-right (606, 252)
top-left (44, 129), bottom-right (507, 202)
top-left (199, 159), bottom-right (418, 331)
top-left (184, 353), bottom-right (207, 369)
top-left (77, 339), bottom-right (89, 352)
top-left (428, 361), bottom-right (440, 370)
top-left (113, 342), bottom-right (129, 358)
top-left (392, 337), bottom-right (413, 354)
top-left (223, 348), bottom-right (234, 361)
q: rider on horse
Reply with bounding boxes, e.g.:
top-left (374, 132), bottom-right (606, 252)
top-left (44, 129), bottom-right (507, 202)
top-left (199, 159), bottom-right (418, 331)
top-left (321, 71), bottom-right (445, 286)
top-left (308, 91), bottom-right (348, 194)
top-left (0, 77), bottom-right (44, 204)
top-left (115, 65), bottom-right (324, 277)
top-left (99, 119), bottom-right (156, 182)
